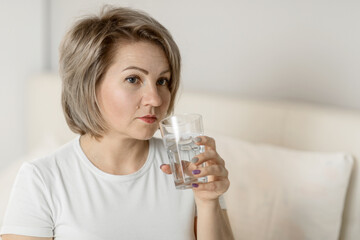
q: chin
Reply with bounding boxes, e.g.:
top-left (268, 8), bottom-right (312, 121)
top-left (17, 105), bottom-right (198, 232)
top-left (133, 128), bottom-right (158, 140)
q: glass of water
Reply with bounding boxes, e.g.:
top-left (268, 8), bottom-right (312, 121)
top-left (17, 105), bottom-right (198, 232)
top-left (159, 113), bottom-right (208, 190)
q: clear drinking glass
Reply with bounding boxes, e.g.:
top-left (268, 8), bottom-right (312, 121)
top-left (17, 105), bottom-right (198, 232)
top-left (159, 113), bottom-right (208, 190)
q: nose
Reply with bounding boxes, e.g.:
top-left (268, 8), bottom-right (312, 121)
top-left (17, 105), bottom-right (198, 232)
top-left (141, 84), bottom-right (163, 107)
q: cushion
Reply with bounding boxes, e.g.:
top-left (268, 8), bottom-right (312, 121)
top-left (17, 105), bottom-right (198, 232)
top-left (213, 133), bottom-right (353, 240)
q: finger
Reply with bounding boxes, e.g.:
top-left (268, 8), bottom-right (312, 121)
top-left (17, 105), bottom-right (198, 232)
top-left (194, 149), bottom-right (225, 166)
top-left (180, 161), bottom-right (197, 176)
top-left (161, 162), bottom-right (197, 176)
top-left (160, 164), bottom-right (172, 174)
top-left (195, 135), bottom-right (216, 151)
top-left (192, 179), bottom-right (230, 193)
top-left (192, 164), bottom-right (228, 178)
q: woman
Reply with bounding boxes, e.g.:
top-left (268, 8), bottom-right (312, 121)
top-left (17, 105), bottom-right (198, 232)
top-left (0, 6), bottom-right (233, 240)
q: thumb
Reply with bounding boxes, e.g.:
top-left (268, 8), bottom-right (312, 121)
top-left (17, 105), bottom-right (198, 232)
top-left (160, 164), bottom-right (172, 174)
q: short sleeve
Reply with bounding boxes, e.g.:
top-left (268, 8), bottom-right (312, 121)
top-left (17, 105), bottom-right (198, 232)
top-left (0, 162), bottom-right (54, 237)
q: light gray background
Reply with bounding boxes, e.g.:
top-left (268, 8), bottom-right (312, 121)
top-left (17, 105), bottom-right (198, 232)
top-left (1, 0), bottom-right (360, 168)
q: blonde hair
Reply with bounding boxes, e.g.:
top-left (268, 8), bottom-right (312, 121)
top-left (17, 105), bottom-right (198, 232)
top-left (60, 6), bottom-right (181, 138)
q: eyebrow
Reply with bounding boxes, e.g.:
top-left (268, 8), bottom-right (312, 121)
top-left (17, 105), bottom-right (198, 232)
top-left (122, 66), bottom-right (170, 75)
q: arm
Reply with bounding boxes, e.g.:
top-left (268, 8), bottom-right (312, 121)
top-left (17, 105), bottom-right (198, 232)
top-left (195, 203), bottom-right (234, 240)
top-left (2, 235), bottom-right (52, 240)
top-left (160, 135), bottom-right (234, 239)
top-left (191, 136), bottom-right (234, 240)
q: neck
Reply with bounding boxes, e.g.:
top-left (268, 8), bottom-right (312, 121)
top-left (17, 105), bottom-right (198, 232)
top-left (80, 133), bottom-right (150, 175)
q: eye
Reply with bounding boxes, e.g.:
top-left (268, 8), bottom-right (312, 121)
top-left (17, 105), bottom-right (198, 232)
top-left (157, 78), bottom-right (170, 86)
top-left (125, 76), bottom-right (140, 84)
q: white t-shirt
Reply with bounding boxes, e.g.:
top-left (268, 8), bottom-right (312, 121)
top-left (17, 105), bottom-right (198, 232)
top-left (0, 137), bottom-right (226, 240)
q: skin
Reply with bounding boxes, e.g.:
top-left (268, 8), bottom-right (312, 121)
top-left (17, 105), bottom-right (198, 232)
top-left (2, 41), bottom-right (234, 240)
top-left (160, 136), bottom-right (234, 239)
top-left (79, 41), bottom-right (172, 176)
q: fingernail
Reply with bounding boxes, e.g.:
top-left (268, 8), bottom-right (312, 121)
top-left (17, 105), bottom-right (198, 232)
top-left (192, 157), bottom-right (199, 163)
top-left (192, 170), bottom-right (201, 175)
top-left (192, 183), bottom-right (199, 188)
top-left (194, 137), bottom-right (202, 143)
top-left (160, 164), bottom-right (166, 169)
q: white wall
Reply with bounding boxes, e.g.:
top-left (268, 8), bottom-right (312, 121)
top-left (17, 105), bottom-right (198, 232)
top-left (50, 0), bottom-right (360, 109)
top-left (1, 0), bottom-right (360, 168)
top-left (0, 1), bottom-right (44, 169)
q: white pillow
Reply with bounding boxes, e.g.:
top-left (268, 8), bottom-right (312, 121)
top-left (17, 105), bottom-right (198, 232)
top-left (213, 134), bottom-right (353, 240)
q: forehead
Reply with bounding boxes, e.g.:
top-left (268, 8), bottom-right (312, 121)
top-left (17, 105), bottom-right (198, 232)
top-left (112, 41), bottom-right (169, 69)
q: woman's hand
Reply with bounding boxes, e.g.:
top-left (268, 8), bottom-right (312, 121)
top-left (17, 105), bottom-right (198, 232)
top-left (160, 135), bottom-right (230, 204)
top-left (190, 136), bottom-right (230, 204)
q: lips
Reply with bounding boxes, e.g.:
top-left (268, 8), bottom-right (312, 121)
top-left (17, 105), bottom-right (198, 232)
top-left (138, 115), bottom-right (157, 124)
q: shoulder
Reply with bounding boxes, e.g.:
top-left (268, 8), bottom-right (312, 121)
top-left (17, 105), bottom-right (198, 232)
top-left (24, 138), bottom-right (80, 180)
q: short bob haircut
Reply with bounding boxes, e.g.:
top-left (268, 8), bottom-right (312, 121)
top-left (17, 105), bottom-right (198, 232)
top-left (60, 6), bottom-right (181, 138)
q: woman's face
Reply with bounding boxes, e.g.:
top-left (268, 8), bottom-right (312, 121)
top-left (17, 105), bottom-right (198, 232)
top-left (96, 41), bottom-right (171, 140)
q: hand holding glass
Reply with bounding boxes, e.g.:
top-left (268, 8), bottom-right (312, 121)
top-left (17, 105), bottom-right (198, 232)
top-left (160, 113), bottom-right (208, 190)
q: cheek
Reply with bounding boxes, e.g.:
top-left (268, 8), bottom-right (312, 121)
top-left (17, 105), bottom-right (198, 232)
top-left (161, 90), bottom-right (172, 111)
top-left (112, 90), bottom-right (137, 113)
top-left (99, 86), bottom-right (138, 118)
